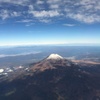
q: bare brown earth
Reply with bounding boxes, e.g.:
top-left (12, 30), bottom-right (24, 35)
top-left (72, 59), bottom-right (100, 65)
top-left (0, 58), bottom-right (100, 100)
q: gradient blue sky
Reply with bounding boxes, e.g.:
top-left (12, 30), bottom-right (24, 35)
top-left (0, 0), bottom-right (100, 46)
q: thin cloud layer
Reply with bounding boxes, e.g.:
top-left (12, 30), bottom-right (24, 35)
top-left (0, 0), bottom-right (100, 23)
top-left (63, 24), bottom-right (76, 27)
top-left (0, 0), bottom-right (29, 5)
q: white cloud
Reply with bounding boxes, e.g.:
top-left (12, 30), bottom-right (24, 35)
top-left (67, 13), bottom-right (100, 24)
top-left (29, 10), bottom-right (60, 18)
top-left (0, 10), bottom-right (21, 20)
top-left (36, 0), bottom-right (44, 4)
top-left (0, 0), bottom-right (100, 23)
top-left (46, 0), bottom-right (100, 23)
top-left (16, 19), bottom-right (34, 26)
top-left (0, 51), bottom-right (41, 58)
top-left (63, 0), bottom-right (100, 23)
top-left (47, 0), bottom-right (61, 4)
top-left (39, 19), bottom-right (51, 23)
top-left (16, 19), bottom-right (33, 23)
top-left (11, 11), bottom-right (21, 17)
top-left (29, 5), bottom-right (34, 10)
top-left (28, 10), bottom-right (60, 23)
top-left (50, 4), bottom-right (59, 9)
top-left (0, 10), bottom-right (9, 20)
top-left (63, 24), bottom-right (76, 27)
top-left (0, 0), bottom-right (29, 5)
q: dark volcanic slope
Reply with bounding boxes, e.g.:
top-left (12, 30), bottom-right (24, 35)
top-left (0, 57), bottom-right (100, 100)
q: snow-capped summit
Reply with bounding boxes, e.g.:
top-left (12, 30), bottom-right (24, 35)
top-left (47, 54), bottom-right (63, 60)
top-left (0, 69), bottom-right (4, 73)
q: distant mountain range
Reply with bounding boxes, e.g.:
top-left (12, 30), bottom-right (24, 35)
top-left (0, 54), bottom-right (100, 100)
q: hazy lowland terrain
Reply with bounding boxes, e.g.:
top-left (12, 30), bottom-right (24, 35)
top-left (0, 46), bottom-right (100, 100)
top-left (0, 46), bottom-right (100, 67)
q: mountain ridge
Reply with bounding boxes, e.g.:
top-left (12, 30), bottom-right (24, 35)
top-left (0, 54), bottom-right (100, 100)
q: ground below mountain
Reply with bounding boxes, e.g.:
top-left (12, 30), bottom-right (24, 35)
top-left (0, 54), bottom-right (100, 100)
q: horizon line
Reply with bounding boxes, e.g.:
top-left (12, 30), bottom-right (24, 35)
top-left (0, 43), bottom-right (100, 47)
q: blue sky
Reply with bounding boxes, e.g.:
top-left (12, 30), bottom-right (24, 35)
top-left (0, 0), bottom-right (100, 46)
